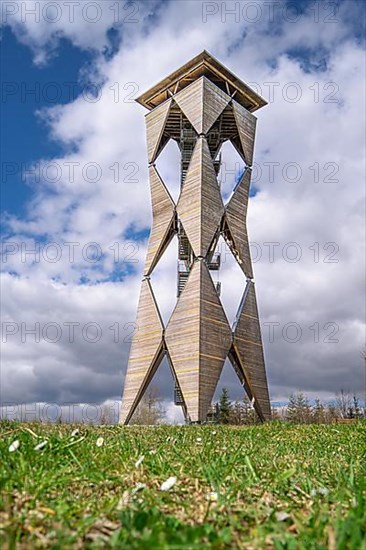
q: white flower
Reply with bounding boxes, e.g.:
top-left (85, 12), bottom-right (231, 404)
top-left (275, 511), bottom-right (290, 522)
top-left (207, 491), bottom-right (218, 502)
top-left (211, 431), bottom-right (217, 435)
top-left (96, 437), bottom-right (104, 447)
top-left (135, 455), bottom-right (145, 468)
top-left (71, 429), bottom-right (79, 438)
top-left (34, 440), bottom-right (48, 451)
top-left (9, 440), bottom-right (20, 453)
top-left (196, 437), bottom-right (202, 443)
top-left (149, 449), bottom-right (156, 455)
top-left (160, 476), bottom-right (177, 491)
top-left (311, 487), bottom-right (329, 497)
top-left (131, 482), bottom-right (146, 495)
top-left (117, 491), bottom-right (130, 509)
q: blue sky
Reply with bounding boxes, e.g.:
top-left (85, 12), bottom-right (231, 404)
top-left (1, 0), bottom-right (362, 218)
top-left (1, 0), bottom-right (365, 420)
top-left (1, 27), bottom-right (93, 216)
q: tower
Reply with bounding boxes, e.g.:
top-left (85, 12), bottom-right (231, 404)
top-left (119, 51), bottom-right (271, 424)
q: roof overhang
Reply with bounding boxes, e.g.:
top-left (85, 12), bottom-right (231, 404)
top-left (136, 50), bottom-right (267, 113)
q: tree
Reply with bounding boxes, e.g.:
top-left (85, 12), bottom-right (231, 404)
top-left (349, 395), bottom-right (362, 419)
top-left (130, 387), bottom-right (166, 425)
top-left (230, 400), bottom-right (244, 425)
top-left (218, 388), bottom-right (232, 424)
top-left (229, 394), bottom-right (258, 425)
top-left (312, 398), bottom-right (326, 423)
top-left (334, 389), bottom-right (352, 419)
top-left (100, 403), bottom-right (116, 425)
top-left (286, 392), bottom-right (311, 423)
top-left (362, 347), bottom-right (366, 416)
top-left (325, 402), bottom-right (340, 423)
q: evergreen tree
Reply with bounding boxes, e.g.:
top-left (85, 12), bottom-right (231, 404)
top-left (218, 388), bottom-right (232, 424)
top-left (312, 398), bottom-right (326, 423)
top-left (286, 392), bottom-right (311, 423)
top-left (351, 395), bottom-right (362, 418)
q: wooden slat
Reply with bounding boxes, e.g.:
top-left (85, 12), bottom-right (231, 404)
top-left (144, 166), bottom-right (175, 275)
top-left (199, 261), bottom-right (233, 419)
top-left (202, 78), bottom-right (231, 134)
top-left (174, 78), bottom-right (203, 135)
top-left (146, 98), bottom-right (172, 163)
top-left (136, 51), bottom-right (267, 112)
top-left (231, 100), bottom-right (257, 166)
top-left (174, 76), bottom-right (230, 135)
top-left (233, 281), bottom-right (271, 419)
top-left (223, 169), bottom-right (253, 278)
top-left (120, 279), bottom-right (164, 424)
top-left (177, 136), bottom-right (223, 257)
top-left (165, 259), bottom-right (232, 422)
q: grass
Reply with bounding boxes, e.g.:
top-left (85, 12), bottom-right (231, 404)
top-left (0, 421), bottom-right (365, 549)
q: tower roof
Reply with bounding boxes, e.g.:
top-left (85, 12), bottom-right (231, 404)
top-left (136, 50), bottom-right (267, 112)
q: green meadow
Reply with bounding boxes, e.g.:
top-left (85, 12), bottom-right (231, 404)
top-left (0, 421), bottom-right (365, 549)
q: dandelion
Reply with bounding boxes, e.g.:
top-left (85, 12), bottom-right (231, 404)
top-left (160, 476), bottom-right (177, 491)
top-left (9, 440), bottom-right (20, 453)
top-left (135, 455), bottom-right (144, 468)
top-left (34, 440), bottom-right (48, 451)
top-left (96, 437), bottom-right (104, 447)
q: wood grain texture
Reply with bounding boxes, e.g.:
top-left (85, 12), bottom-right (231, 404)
top-left (174, 76), bottom-right (230, 135)
top-left (136, 51), bottom-right (267, 112)
top-left (177, 136), bottom-right (223, 258)
top-left (120, 279), bottom-right (164, 424)
top-left (223, 169), bottom-right (253, 278)
top-left (146, 98), bottom-right (172, 163)
top-left (231, 100), bottom-right (257, 166)
top-left (165, 259), bottom-right (232, 422)
top-left (233, 281), bottom-right (271, 420)
top-left (144, 166), bottom-right (176, 275)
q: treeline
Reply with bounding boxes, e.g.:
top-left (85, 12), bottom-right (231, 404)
top-left (212, 388), bottom-right (365, 425)
top-left (1, 388), bottom-right (364, 425)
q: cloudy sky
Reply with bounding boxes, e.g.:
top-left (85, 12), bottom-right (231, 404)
top-left (1, 0), bottom-right (365, 422)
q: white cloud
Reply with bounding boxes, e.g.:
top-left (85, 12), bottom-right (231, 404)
top-left (1, 0), bottom-right (365, 413)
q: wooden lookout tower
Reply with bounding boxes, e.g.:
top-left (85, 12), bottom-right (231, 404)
top-left (119, 51), bottom-right (271, 424)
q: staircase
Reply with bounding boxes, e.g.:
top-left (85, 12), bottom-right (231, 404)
top-left (179, 231), bottom-right (190, 261)
top-left (177, 268), bottom-right (190, 296)
top-left (207, 253), bottom-right (221, 270)
top-left (174, 383), bottom-right (184, 405)
top-left (180, 122), bottom-right (196, 184)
